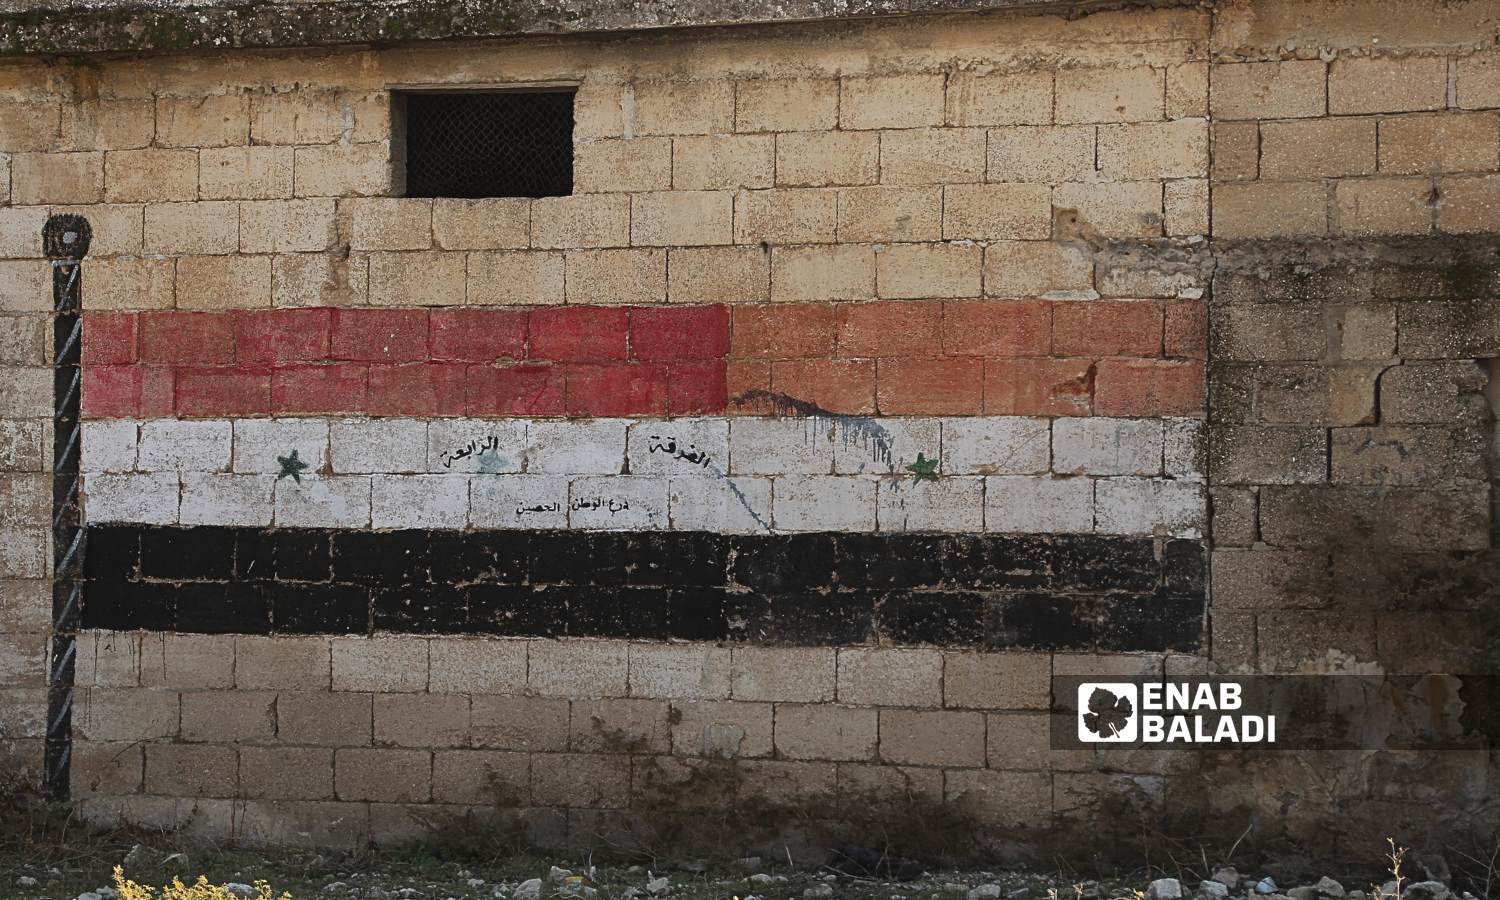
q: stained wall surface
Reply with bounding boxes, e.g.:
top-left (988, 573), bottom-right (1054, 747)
top-left (0, 0), bottom-right (1495, 858)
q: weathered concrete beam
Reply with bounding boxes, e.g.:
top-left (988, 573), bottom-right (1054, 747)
top-left (0, 0), bottom-right (1179, 57)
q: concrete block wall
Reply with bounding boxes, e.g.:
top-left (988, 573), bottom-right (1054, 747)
top-left (0, 0), bottom-right (1495, 858)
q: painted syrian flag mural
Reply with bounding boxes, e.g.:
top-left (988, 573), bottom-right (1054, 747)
top-left (76, 302), bottom-right (1207, 651)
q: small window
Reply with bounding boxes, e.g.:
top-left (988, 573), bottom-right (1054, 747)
top-left (396, 89), bottom-right (575, 199)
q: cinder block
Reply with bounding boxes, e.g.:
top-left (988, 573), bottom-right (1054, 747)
top-left (876, 242), bottom-right (981, 299)
top-left (530, 752), bottom-right (631, 808)
top-left (837, 187), bottom-right (941, 242)
top-left (1334, 178), bottom-right (1434, 236)
top-left (274, 476), bottom-right (371, 528)
top-left (470, 475), bottom-right (569, 529)
top-left (942, 417), bottom-right (1050, 475)
top-left (568, 475), bottom-right (667, 530)
top-left (946, 768), bottom-right (1053, 826)
top-left (943, 651), bottom-right (1050, 709)
top-left (775, 704), bottom-right (876, 760)
top-left (144, 202), bottom-right (239, 255)
top-left (272, 253), bottom-right (369, 308)
top-left (666, 474), bottom-right (771, 533)
top-left (986, 124), bottom-right (1099, 183)
top-left (81, 420), bottom-right (137, 473)
top-left (942, 183), bottom-right (1051, 240)
top-left (876, 476), bottom-right (984, 533)
top-left (731, 646), bottom-right (836, 702)
top-left (0, 101), bottom-right (60, 152)
top-left (180, 474), bottom-right (273, 526)
top-left (574, 138), bottom-right (672, 193)
top-left (668, 699), bottom-right (774, 758)
top-left (371, 474), bottom-right (469, 529)
top-left (529, 640), bottom-right (628, 698)
top-left (1330, 56), bottom-right (1447, 114)
top-left (467, 250), bottom-right (565, 306)
top-left (1097, 119), bottom-right (1209, 179)
top-left (347, 198), bottom-right (434, 251)
top-left (836, 648), bottom-right (941, 707)
top-left (570, 697), bottom-right (672, 754)
top-left (1438, 174), bottom-right (1500, 233)
top-left (879, 708), bottom-right (984, 766)
top-left (426, 638), bottom-right (526, 694)
top-left (1380, 113), bottom-right (1500, 175)
top-left (199, 146), bottom-right (294, 200)
top-left (984, 475), bottom-right (1094, 534)
top-left (335, 748), bottom-right (431, 802)
top-left (1056, 66), bottom-right (1163, 123)
top-left (175, 255), bottom-right (273, 309)
top-left (734, 188), bottom-right (838, 244)
top-left (773, 475), bottom-right (876, 532)
top-left (249, 91), bottom-right (348, 145)
top-left (983, 241), bottom-right (1094, 297)
top-left (631, 191), bottom-right (734, 247)
top-left (180, 690), bottom-right (276, 743)
top-left (530, 195), bottom-right (630, 249)
top-left (1261, 118), bottom-right (1376, 178)
top-left (1166, 62), bottom-right (1210, 119)
top-left (432, 749), bottom-right (529, 805)
top-left (946, 71), bottom-right (1052, 126)
top-left (1052, 181), bottom-right (1164, 238)
top-left (369, 251), bottom-right (466, 307)
top-left (138, 420), bottom-right (231, 472)
top-left (233, 419), bottom-right (329, 473)
top-left (145, 743), bottom-right (237, 798)
top-left (728, 418), bottom-right (834, 476)
top-left (1213, 181), bottom-right (1328, 238)
top-left (157, 94), bottom-right (249, 147)
top-left (374, 693), bottom-right (470, 747)
top-left (1211, 425), bottom-right (1327, 485)
top-left (13, 152), bottom-right (103, 205)
top-left (77, 687), bottom-right (178, 742)
top-left (432, 198), bottom-right (530, 250)
top-left (829, 417), bottom-right (941, 475)
top-left (236, 635), bottom-right (329, 690)
top-left (104, 149), bottom-right (199, 202)
top-left (469, 695), bottom-right (569, 750)
top-left (666, 246), bottom-right (768, 304)
top-left (292, 143), bottom-right (391, 197)
top-left (276, 691), bottom-right (371, 746)
top-left (1052, 417), bottom-right (1163, 476)
top-left (1094, 477), bottom-right (1204, 537)
top-left (72, 741), bottom-right (144, 797)
top-left (628, 644), bottom-right (731, 700)
top-left (1211, 60), bottom-right (1326, 120)
top-left (673, 134), bottom-right (774, 190)
top-left (1164, 178), bottom-right (1210, 236)
top-left (329, 419), bottom-right (426, 475)
top-left (566, 249), bottom-right (666, 305)
top-left (90, 632), bottom-right (139, 687)
top-left (1211, 122), bottom-right (1259, 182)
top-left (523, 420), bottom-right (626, 474)
top-left (84, 472), bottom-right (178, 524)
top-left (633, 80), bottom-right (734, 135)
top-left (331, 637), bottom-right (428, 692)
top-left (736, 79), bottom-right (839, 132)
top-left (879, 127), bottom-right (985, 185)
top-left (239, 746), bottom-right (335, 800)
top-left (140, 633), bottom-right (235, 689)
top-left (240, 199), bottom-right (338, 253)
top-left (841, 75), bottom-right (945, 130)
top-left (426, 420), bottom-right (526, 473)
top-left (774, 132), bottom-right (879, 187)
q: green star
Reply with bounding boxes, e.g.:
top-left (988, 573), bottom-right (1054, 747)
top-left (905, 452), bottom-right (940, 482)
top-left (276, 449), bottom-right (310, 483)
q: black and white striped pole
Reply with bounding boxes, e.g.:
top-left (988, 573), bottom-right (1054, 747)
top-left (44, 214), bottom-right (90, 802)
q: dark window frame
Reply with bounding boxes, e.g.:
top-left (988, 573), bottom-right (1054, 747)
top-left (392, 85), bottom-right (578, 199)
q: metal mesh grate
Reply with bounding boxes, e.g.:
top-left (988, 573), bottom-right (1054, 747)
top-left (403, 90), bottom-right (575, 199)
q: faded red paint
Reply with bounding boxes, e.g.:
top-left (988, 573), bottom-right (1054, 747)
top-left (80, 300), bottom-right (1204, 418)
